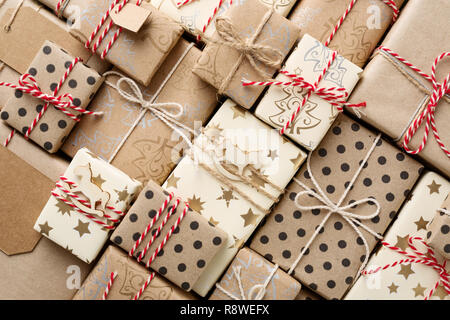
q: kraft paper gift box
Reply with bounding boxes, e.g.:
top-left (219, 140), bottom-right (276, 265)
top-left (111, 179), bottom-right (228, 292)
top-left (345, 172), bottom-right (450, 300)
top-left (0, 41), bottom-right (103, 153)
top-left (289, 0), bottom-right (404, 68)
top-left (34, 147), bottom-right (142, 264)
top-left (192, 0), bottom-right (300, 109)
top-left (209, 247), bottom-right (301, 300)
top-left (162, 99), bottom-right (306, 296)
top-left (0, 63), bottom-right (20, 109)
top-left (39, 0), bottom-right (183, 86)
top-left (250, 113), bottom-right (423, 300)
top-left (73, 245), bottom-right (195, 300)
top-left (62, 38), bottom-right (218, 185)
top-left (295, 288), bottom-right (323, 300)
top-left (0, 146), bottom-right (91, 300)
top-left (347, 0), bottom-right (450, 178)
top-left (150, 0), bottom-right (297, 38)
top-left (254, 34), bottom-right (363, 151)
top-left (426, 194), bottom-right (450, 260)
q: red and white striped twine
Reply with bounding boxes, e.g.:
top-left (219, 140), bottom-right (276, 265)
top-left (102, 271), bottom-right (117, 300)
top-left (378, 47), bottom-right (450, 158)
top-left (361, 236), bottom-right (450, 300)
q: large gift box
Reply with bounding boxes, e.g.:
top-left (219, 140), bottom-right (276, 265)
top-left (255, 34), bottom-right (363, 151)
top-left (0, 41), bottom-right (103, 153)
top-left (192, 0), bottom-right (300, 109)
top-left (73, 245), bottom-right (195, 300)
top-left (62, 39), bottom-right (218, 185)
top-left (289, 0), bottom-right (404, 68)
top-left (163, 99), bottom-right (306, 296)
top-left (426, 194), bottom-right (450, 260)
top-left (345, 172), bottom-right (450, 300)
top-left (348, 0), bottom-right (450, 177)
top-left (209, 247), bottom-right (301, 300)
top-left (34, 148), bottom-right (142, 263)
top-left (111, 179), bottom-right (228, 292)
top-left (0, 63), bottom-right (20, 109)
top-left (250, 114), bottom-right (423, 300)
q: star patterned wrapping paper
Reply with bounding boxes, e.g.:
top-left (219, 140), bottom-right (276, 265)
top-left (34, 148), bottom-right (142, 264)
top-left (255, 34), bottom-right (363, 151)
top-left (345, 172), bottom-right (450, 300)
top-left (163, 99), bottom-right (306, 296)
top-left (111, 179), bottom-right (228, 292)
top-left (426, 194), bottom-right (450, 260)
top-left (0, 41), bottom-right (103, 153)
top-left (73, 245), bottom-right (195, 300)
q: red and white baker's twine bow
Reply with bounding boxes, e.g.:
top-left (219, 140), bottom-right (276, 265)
top-left (102, 271), bottom-right (117, 300)
top-left (362, 236), bottom-right (450, 300)
top-left (52, 176), bottom-right (125, 230)
top-left (378, 47), bottom-right (450, 158)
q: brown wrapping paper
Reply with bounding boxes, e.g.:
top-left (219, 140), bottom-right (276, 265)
top-left (62, 39), bottom-right (218, 185)
top-left (295, 287), bottom-right (323, 300)
top-left (193, 0), bottom-right (300, 109)
top-left (250, 114), bottom-right (423, 299)
top-left (427, 194), bottom-right (450, 260)
top-left (209, 247), bottom-right (301, 300)
top-left (0, 62), bottom-right (20, 109)
top-left (73, 245), bottom-right (195, 300)
top-left (111, 179), bottom-right (228, 292)
top-left (0, 41), bottom-right (103, 153)
top-left (348, 0), bottom-right (450, 177)
top-left (289, 0), bottom-right (405, 68)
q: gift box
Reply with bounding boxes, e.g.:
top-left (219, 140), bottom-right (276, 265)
top-left (0, 63), bottom-right (20, 109)
top-left (289, 0), bottom-right (404, 68)
top-left (0, 41), bottom-right (103, 153)
top-left (192, 0), bottom-right (300, 109)
top-left (426, 194), bottom-right (450, 260)
top-left (295, 288), bottom-right (323, 300)
top-left (254, 34), bottom-right (363, 151)
top-left (47, 0), bottom-right (183, 86)
top-left (163, 99), bottom-right (306, 296)
top-left (250, 113), bottom-right (423, 300)
top-left (347, 0), bottom-right (450, 177)
top-left (73, 245), bottom-right (195, 300)
top-left (209, 247), bottom-right (301, 300)
top-left (150, 0), bottom-right (296, 38)
top-left (111, 179), bottom-right (228, 292)
top-left (62, 38), bottom-right (218, 185)
top-left (345, 172), bottom-right (450, 300)
top-left (34, 148), bottom-right (142, 263)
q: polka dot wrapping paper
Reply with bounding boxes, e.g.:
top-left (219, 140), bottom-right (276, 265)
top-left (345, 172), bottom-right (450, 300)
top-left (73, 245), bottom-right (195, 300)
top-left (111, 179), bottom-right (228, 292)
top-left (250, 113), bottom-right (423, 300)
top-left (0, 41), bottom-right (103, 153)
top-left (426, 194), bottom-right (450, 260)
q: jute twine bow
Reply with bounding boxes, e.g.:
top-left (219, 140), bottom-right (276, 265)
top-left (215, 264), bottom-right (279, 300)
top-left (287, 134), bottom-right (383, 279)
top-left (362, 236), bottom-right (450, 300)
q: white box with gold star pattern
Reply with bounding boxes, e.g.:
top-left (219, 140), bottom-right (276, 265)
top-left (34, 148), bottom-right (142, 264)
top-left (345, 172), bottom-right (450, 300)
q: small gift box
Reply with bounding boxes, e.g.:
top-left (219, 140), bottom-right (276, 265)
top-left (254, 34), bottom-right (363, 151)
top-left (192, 0), bottom-right (300, 109)
top-left (62, 39), bottom-right (218, 185)
top-left (73, 245), bottom-right (195, 300)
top-left (0, 41), bottom-right (103, 153)
top-left (209, 247), bottom-right (301, 300)
top-left (34, 148), bottom-right (142, 264)
top-left (289, 0), bottom-right (404, 67)
top-left (426, 194), bottom-right (450, 260)
top-left (295, 288), bottom-right (323, 300)
top-left (345, 172), bottom-right (450, 300)
top-left (111, 179), bottom-right (228, 292)
top-left (163, 99), bottom-right (306, 296)
top-left (250, 114), bottom-right (423, 300)
top-left (347, 0), bottom-right (450, 177)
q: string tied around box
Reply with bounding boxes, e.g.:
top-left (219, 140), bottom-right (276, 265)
top-left (288, 134), bottom-right (383, 281)
top-left (439, 208), bottom-right (450, 217)
top-left (361, 236), bottom-right (450, 300)
top-left (55, 0), bottom-right (71, 18)
top-left (215, 263), bottom-right (279, 300)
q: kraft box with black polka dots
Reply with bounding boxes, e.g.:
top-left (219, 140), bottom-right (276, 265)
top-left (0, 41), bottom-right (103, 153)
top-left (427, 193), bottom-right (450, 260)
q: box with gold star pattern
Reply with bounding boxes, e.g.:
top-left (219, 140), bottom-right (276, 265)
top-left (33, 148), bottom-right (142, 264)
top-left (426, 194), bottom-right (450, 260)
top-left (345, 172), bottom-right (450, 300)
top-left (111, 179), bottom-right (228, 292)
top-left (162, 99), bottom-right (307, 296)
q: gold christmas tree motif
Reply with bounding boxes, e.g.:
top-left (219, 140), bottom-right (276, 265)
top-left (216, 187), bottom-right (238, 207)
top-left (397, 264), bottom-right (415, 280)
top-left (427, 180), bottom-right (442, 195)
top-left (55, 199), bottom-right (73, 216)
top-left (387, 282), bottom-right (399, 294)
top-left (188, 195), bottom-right (206, 213)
